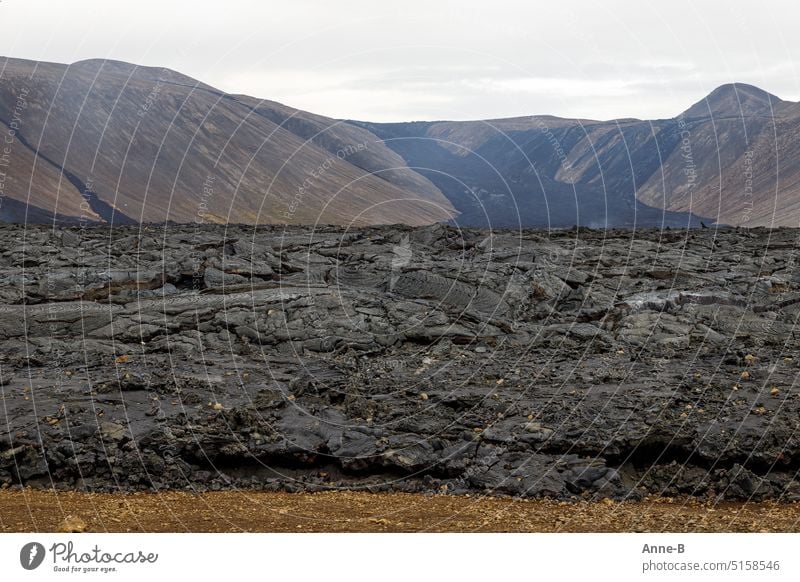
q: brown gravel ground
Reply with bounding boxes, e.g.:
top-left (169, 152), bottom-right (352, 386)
top-left (1, 490), bottom-right (799, 533)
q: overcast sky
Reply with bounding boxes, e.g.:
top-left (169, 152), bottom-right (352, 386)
top-left (1, 0), bottom-right (798, 122)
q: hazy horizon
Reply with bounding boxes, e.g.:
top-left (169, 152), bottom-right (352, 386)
top-left (1, 0), bottom-right (799, 122)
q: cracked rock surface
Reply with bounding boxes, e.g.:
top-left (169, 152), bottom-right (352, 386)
top-left (2, 223), bottom-right (800, 501)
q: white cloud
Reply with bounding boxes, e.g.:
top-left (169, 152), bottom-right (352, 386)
top-left (1, 0), bottom-right (798, 121)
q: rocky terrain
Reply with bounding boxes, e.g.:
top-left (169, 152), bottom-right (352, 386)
top-left (2, 224), bottom-right (800, 501)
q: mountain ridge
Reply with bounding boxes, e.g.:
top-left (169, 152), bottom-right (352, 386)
top-left (1, 56), bottom-right (797, 227)
top-left (0, 56), bottom-right (456, 226)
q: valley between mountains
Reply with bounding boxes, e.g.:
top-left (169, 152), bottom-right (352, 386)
top-left (2, 57), bottom-right (798, 228)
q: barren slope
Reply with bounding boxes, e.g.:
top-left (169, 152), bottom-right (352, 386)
top-left (359, 84), bottom-right (800, 228)
top-left (0, 57), bottom-right (455, 226)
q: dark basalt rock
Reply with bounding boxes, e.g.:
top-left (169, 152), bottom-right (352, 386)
top-left (1, 223), bottom-right (800, 501)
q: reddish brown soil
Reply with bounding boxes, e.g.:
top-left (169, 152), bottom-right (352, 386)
top-left (2, 490), bottom-right (799, 532)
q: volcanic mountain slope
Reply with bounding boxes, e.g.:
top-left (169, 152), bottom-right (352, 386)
top-left (0, 57), bottom-right (455, 225)
top-left (1, 56), bottom-right (798, 228)
top-left (354, 116), bottom-right (700, 228)
top-left (636, 83), bottom-right (795, 226)
top-left (356, 83), bottom-right (800, 228)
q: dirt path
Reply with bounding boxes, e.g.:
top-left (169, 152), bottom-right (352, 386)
top-left (1, 490), bottom-right (799, 532)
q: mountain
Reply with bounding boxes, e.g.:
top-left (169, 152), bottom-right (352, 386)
top-left (634, 85), bottom-right (800, 226)
top-left (0, 57), bottom-right (455, 226)
top-left (354, 116), bottom-right (703, 228)
top-left (0, 56), bottom-right (797, 228)
top-left (681, 82), bottom-right (785, 119)
top-left (356, 83), bottom-right (800, 228)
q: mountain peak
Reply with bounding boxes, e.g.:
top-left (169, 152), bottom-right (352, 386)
top-left (682, 82), bottom-right (784, 119)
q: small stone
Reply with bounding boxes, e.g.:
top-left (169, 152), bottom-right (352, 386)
top-left (522, 421), bottom-right (554, 439)
top-left (368, 517), bottom-right (390, 525)
top-left (58, 515), bottom-right (87, 533)
top-left (99, 422), bottom-right (126, 441)
top-left (474, 346), bottom-right (487, 353)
